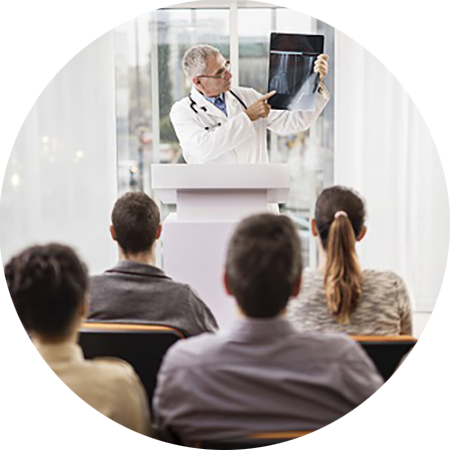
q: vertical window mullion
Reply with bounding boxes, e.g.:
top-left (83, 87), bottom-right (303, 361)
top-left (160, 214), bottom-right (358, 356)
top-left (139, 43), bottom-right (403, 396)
top-left (150, 12), bottom-right (160, 166)
top-left (229, 0), bottom-right (239, 87)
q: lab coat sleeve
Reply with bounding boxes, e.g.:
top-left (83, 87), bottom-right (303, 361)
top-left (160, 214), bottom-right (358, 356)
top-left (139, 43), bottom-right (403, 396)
top-left (266, 84), bottom-right (330, 135)
top-left (170, 101), bottom-right (257, 163)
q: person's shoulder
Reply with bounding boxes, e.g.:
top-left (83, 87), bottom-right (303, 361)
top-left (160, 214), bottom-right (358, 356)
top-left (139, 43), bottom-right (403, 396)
top-left (90, 272), bottom-right (108, 284)
top-left (89, 269), bottom-right (122, 294)
top-left (164, 278), bottom-right (205, 304)
top-left (362, 269), bottom-right (406, 289)
top-left (161, 332), bottom-right (223, 370)
top-left (292, 330), bottom-right (361, 357)
top-left (170, 95), bottom-right (190, 115)
top-left (87, 356), bottom-right (140, 384)
top-left (295, 330), bottom-right (352, 346)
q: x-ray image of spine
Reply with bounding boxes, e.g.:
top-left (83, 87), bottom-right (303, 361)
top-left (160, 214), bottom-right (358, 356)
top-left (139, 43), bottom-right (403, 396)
top-left (269, 52), bottom-right (290, 94)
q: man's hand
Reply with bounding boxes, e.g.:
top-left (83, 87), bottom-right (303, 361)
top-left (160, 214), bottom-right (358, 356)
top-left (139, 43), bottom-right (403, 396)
top-left (314, 54), bottom-right (329, 81)
top-left (245, 91), bottom-right (276, 122)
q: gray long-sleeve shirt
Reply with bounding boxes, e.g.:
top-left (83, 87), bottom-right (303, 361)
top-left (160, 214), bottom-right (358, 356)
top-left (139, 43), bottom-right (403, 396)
top-left (87, 260), bottom-right (218, 338)
top-left (154, 317), bottom-right (383, 445)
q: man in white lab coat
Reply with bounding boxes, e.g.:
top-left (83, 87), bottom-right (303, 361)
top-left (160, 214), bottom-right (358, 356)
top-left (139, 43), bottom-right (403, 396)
top-left (170, 44), bottom-right (330, 164)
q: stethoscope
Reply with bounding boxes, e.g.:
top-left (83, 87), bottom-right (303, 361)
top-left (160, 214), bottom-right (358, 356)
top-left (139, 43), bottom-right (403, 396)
top-left (189, 90), bottom-right (248, 131)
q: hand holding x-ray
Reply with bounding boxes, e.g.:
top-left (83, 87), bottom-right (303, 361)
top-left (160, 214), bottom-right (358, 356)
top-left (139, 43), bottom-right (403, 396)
top-left (314, 54), bottom-right (329, 81)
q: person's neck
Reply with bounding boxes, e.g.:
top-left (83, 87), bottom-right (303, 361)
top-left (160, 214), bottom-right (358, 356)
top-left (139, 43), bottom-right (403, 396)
top-left (119, 248), bottom-right (155, 266)
top-left (316, 239), bottom-right (327, 274)
top-left (237, 308), bottom-right (287, 321)
top-left (33, 325), bottom-right (79, 347)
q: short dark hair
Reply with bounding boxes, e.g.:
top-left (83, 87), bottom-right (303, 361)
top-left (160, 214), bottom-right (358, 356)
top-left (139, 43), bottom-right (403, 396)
top-left (4, 243), bottom-right (88, 339)
top-left (225, 214), bottom-right (303, 318)
top-left (111, 192), bottom-right (160, 255)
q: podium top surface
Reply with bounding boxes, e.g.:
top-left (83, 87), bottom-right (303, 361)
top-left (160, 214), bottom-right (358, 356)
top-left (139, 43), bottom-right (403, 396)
top-left (151, 164), bottom-right (290, 190)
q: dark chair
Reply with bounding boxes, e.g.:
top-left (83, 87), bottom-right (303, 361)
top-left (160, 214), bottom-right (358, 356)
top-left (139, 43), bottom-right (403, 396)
top-left (196, 431), bottom-right (314, 449)
top-left (78, 322), bottom-right (184, 410)
top-left (350, 335), bottom-right (418, 381)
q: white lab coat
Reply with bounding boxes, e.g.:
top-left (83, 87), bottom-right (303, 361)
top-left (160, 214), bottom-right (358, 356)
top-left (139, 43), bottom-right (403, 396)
top-left (170, 85), bottom-right (330, 164)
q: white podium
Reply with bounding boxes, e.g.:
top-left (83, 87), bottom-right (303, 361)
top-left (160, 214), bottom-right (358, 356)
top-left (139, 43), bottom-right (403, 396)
top-left (151, 164), bottom-right (290, 329)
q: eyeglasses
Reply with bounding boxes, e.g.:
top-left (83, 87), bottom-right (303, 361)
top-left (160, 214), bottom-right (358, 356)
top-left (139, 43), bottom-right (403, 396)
top-left (198, 60), bottom-right (231, 79)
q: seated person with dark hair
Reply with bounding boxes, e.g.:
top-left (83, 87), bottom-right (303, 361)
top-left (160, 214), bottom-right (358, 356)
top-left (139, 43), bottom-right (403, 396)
top-left (87, 192), bottom-right (218, 337)
top-left (5, 244), bottom-right (151, 435)
top-left (154, 213), bottom-right (383, 445)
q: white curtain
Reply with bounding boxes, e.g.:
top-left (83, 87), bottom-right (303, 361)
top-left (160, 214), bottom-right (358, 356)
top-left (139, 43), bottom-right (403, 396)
top-left (334, 31), bottom-right (449, 312)
top-left (0, 32), bottom-right (118, 274)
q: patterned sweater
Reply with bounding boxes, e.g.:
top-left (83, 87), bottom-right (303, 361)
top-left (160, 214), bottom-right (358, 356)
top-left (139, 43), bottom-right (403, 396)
top-left (287, 268), bottom-right (413, 336)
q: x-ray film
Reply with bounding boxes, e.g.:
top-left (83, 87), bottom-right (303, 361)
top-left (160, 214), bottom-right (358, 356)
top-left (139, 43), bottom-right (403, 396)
top-left (268, 33), bottom-right (324, 111)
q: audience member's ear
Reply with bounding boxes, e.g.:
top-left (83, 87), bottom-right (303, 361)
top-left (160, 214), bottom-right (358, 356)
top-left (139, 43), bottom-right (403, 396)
top-left (311, 218), bottom-right (318, 237)
top-left (156, 224), bottom-right (162, 240)
top-left (292, 274), bottom-right (302, 297)
top-left (110, 225), bottom-right (117, 241)
top-left (223, 271), bottom-right (233, 296)
top-left (357, 225), bottom-right (367, 242)
top-left (80, 296), bottom-right (87, 319)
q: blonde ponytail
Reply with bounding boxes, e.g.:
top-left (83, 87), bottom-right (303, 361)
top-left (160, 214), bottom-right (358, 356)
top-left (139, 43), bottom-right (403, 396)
top-left (324, 214), bottom-right (363, 324)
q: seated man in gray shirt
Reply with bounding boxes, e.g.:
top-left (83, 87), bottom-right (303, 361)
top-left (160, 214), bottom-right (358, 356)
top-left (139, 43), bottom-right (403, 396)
top-left (87, 192), bottom-right (218, 337)
top-left (154, 213), bottom-right (383, 445)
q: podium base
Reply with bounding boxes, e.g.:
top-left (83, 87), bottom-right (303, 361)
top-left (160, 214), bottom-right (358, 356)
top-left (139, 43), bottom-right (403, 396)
top-left (161, 213), bottom-right (239, 329)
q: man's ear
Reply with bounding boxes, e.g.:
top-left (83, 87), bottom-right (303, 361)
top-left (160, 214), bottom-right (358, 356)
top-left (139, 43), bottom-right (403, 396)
top-left (311, 218), bottom-right (318, 237)
top-left (223, 270), bottom-right (233, 296)
top-left (156, 224), bottom-right (162, 240)
top-left (292, 274), bottom-right (302, 297)
top-left (110, 225), bottom-right (117, 241)
top-left (357, 225), bottom-right (367, 242)
top-left (193, 76), bottom-right (202, 89)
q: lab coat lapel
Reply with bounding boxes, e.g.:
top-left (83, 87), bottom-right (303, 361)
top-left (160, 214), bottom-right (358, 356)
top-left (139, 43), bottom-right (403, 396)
top-left (225, 90), bottom-right (246, 118)
top-left (191, 87), bottom-right (227, 119)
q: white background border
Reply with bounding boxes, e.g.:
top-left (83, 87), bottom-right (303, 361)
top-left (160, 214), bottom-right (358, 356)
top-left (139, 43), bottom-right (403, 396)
top-left (1, 1), bottom-right (448, 448)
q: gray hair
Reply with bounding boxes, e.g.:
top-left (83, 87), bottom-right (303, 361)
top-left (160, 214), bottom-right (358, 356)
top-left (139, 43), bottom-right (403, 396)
top-left (182, 44), bottom-right (221, 79)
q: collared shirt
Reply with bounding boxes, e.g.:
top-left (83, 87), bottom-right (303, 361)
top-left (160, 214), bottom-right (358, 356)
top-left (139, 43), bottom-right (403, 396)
top-left (154, 316), bottom-right (383, 445)
top-left (204, 92), bottom-right (228, 116)
top-left (35, 340), bottom-right (152, 435)
top-left (87, 260), bottom-right (218, 337)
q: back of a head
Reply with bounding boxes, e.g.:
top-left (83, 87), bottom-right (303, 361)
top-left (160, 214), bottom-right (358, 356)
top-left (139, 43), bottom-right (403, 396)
top-left (226, 214), bottom-right (303, 318)
top-left (4, 243), bottom-right (88, 339)
top-left (315, 186), bottom-right (366, 324)
top-left (112, 192), bottom-right (160, 256)
top-left (182, 44), bottom-right (221, 79)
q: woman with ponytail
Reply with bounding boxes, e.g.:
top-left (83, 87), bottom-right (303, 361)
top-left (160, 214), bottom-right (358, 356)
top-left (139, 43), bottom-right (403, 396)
top-left (288, 186), bottom-right (412, 335)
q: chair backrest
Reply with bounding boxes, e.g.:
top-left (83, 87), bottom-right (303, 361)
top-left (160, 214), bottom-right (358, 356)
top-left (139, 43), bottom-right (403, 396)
top-left (78, 322), bottom-right (183, 409)
top-left (350, 335), bottom-right (418, 381)
top-left (197, 431), bottom-right (313, 449)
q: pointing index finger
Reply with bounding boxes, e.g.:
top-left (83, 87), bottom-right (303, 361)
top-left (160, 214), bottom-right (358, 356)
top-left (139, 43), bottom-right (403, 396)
top-left (260, 90), bottom-right (277, 101)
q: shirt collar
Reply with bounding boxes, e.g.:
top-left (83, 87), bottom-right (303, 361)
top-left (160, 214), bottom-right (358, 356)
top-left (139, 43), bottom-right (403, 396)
top-left (204, 92), bottom-right (225, 103)
top-left (106, 260), bottom-right (171, 279)
top-left (227, 316), bottom-right (296, 342)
